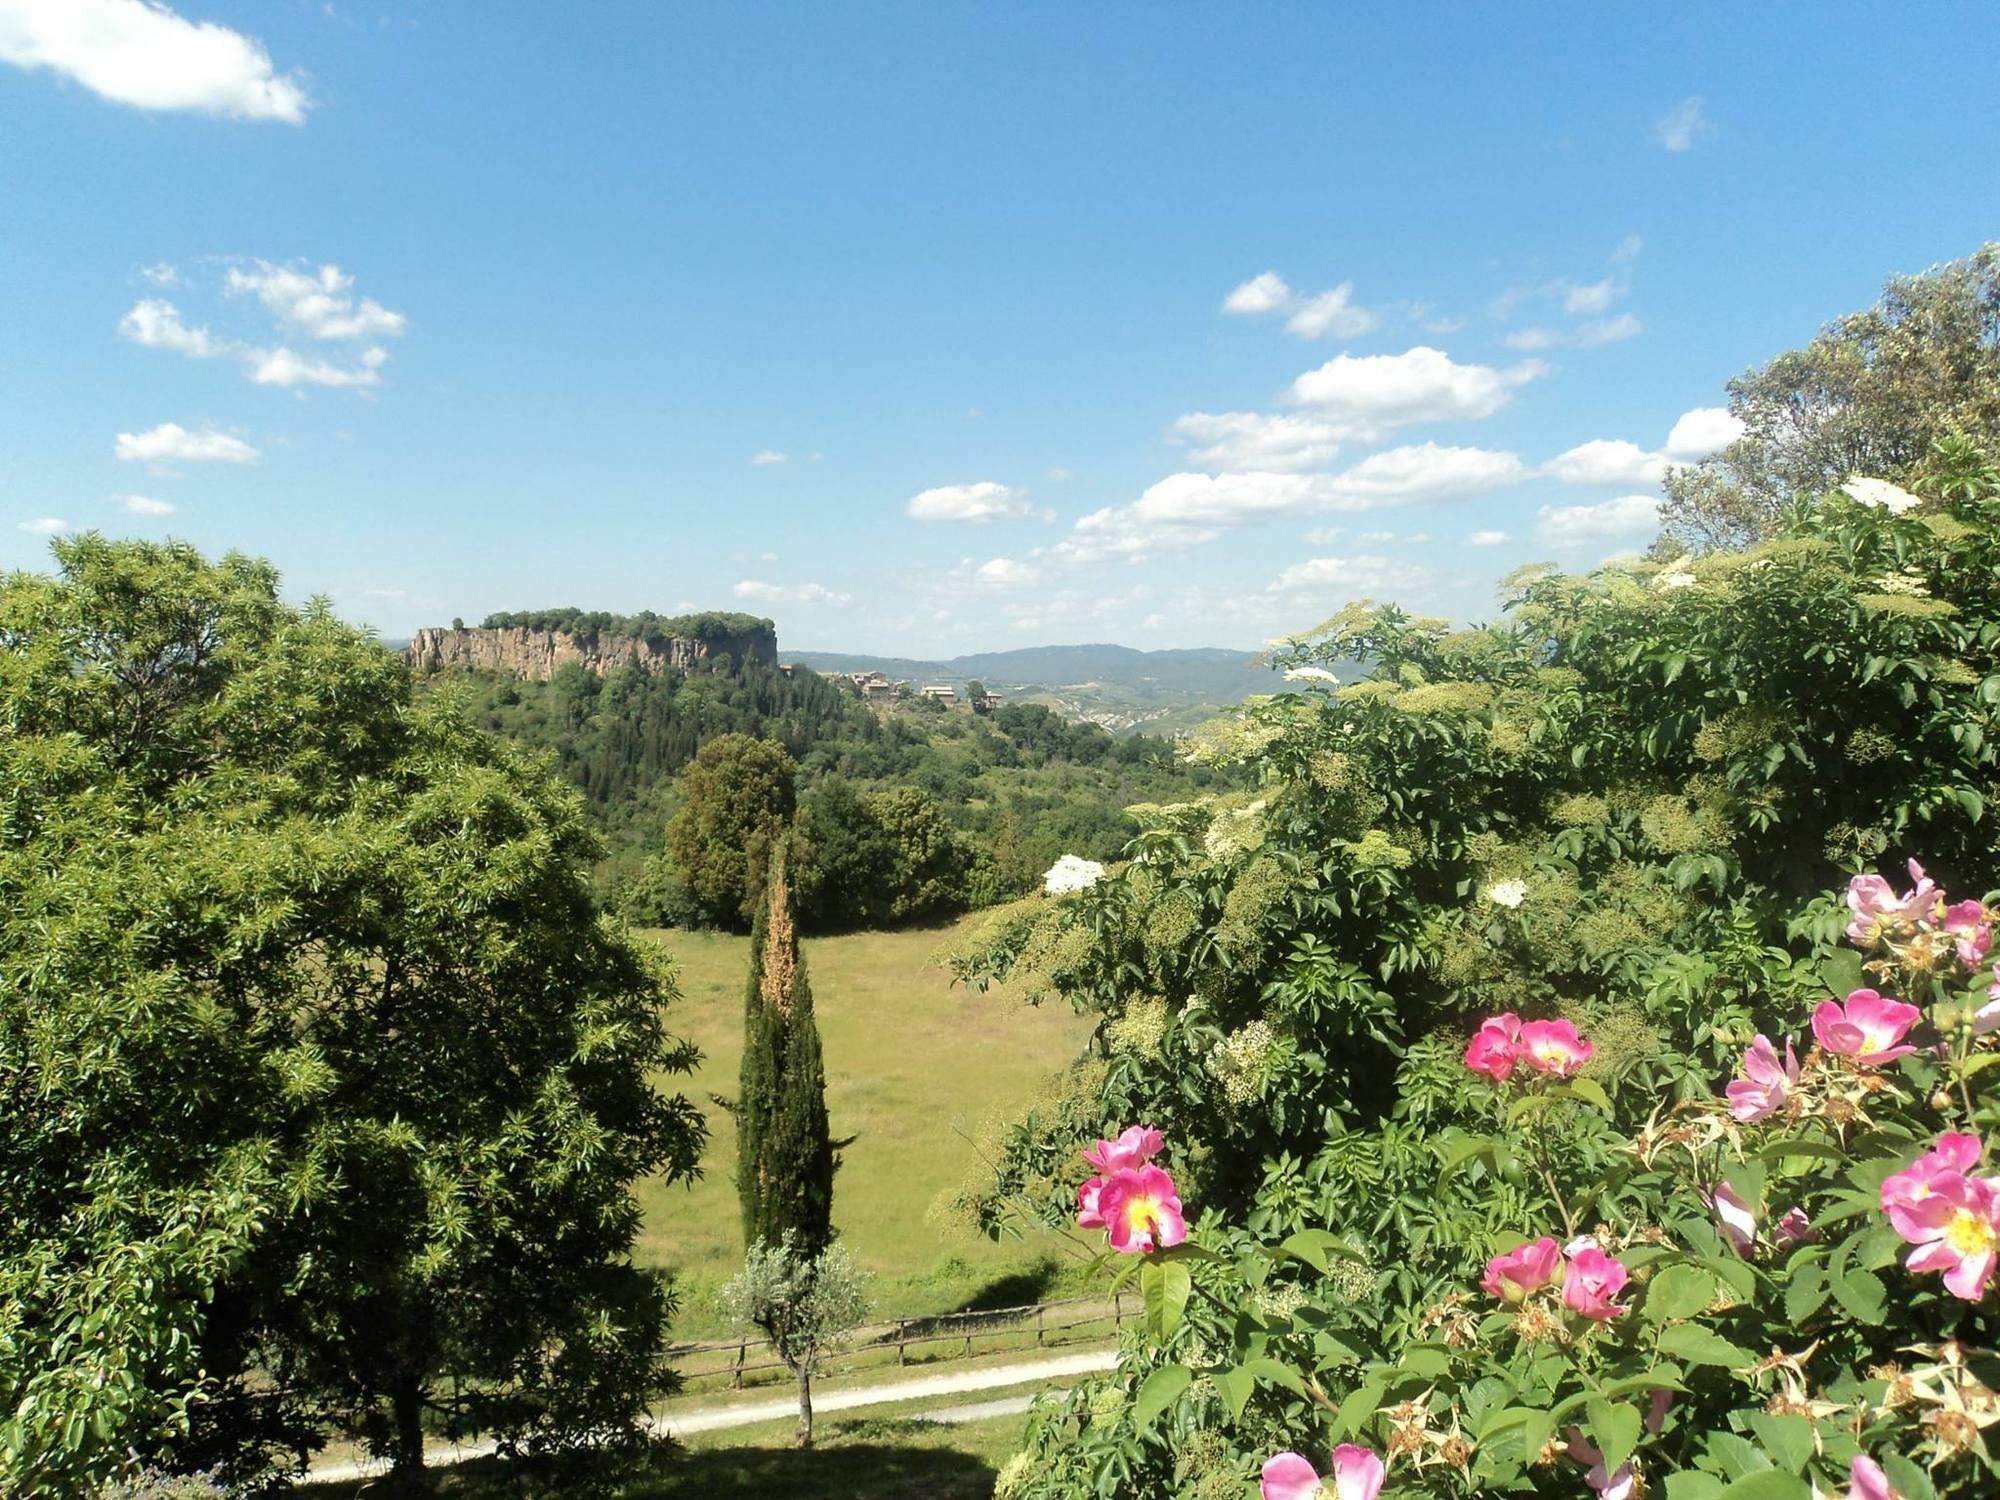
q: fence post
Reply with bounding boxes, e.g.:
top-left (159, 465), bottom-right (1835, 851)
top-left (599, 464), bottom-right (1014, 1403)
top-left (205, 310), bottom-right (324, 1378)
top-left (1037, 1304), bottom-right (1046, 1348)
top-left (732, 1338), bottom-right (747, 1390)
top-left (1113, 1292), bottom-right (1123, 1328)
top-left (897, 1320), bottom-right (907, 1367)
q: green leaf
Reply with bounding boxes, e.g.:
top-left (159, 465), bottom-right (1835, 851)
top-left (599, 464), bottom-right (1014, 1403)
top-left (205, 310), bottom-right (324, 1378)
top-left (1830, 1267), bottom-right (1888, 1326)
top-left (1142, 1258), bottom-right (1192, 1343)
top-left (1336, 1379), bottom-right (1384, 1440)
top-left (1880, 1453), bottom-right (1938, 1500)
top-left (1279, 1229), bottom-right (1365, 1273)
top-left (1133, 1363), bottom-right (1193, 1429)
top-left (1817, 949), bottom-right (1866, 999)
top-left (1587, 1398), bottom-right (1643, 1476)
top-left (1782, 1269), bottom-right (1828, 1325)
top-left (1746, 1412), bottom-right (1814, 1473)
top-left (1242, 1357), bottom-right (1308, 1399)
top-left (1657, 1324), bottom-right (1754, 1368)
top-left (1568, 1076), bottom-right (1613, 1112)
top-left (1208, 1365), bottom-right (1254, 1423)
top-left (1716, 1473), bottom-right (1809, 1500)
top-left (1666, 1475), bottom-right (1726, 1500)
top-left (1644, 1264), bottom-right (1718, 1323)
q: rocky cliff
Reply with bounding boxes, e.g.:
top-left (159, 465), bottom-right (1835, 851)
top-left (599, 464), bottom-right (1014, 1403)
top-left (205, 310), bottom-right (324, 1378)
top-left (406, 621), bottom-right (778, 680)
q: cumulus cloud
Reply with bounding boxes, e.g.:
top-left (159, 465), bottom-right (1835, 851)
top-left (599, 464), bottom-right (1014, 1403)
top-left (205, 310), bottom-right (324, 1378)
top-left (750, 449), bottom-right (788, 466)
top-left (1537, 495), bottom-right (1661, 544)
top-left (905, 481), bottom-right (1030, 523)
top-left (1542, 438), bottom-right (1668, 488)
top-left (1563, 278), bottom-right (1618, 316)
top-left (1654, 96), bottom-right (1709, 152)
top-left (118, 298), bottom-right (226, 357)
top-left (139, 262), bottom-right (181, 287)
top-left (1287, 346), bottom-right (1547, 440)
top-left (1664, 406), bottom-right (1746, 461)
top-left (1268, 554), bottom-right (1430, 596)
top-left (247, 344), bottom-right (387, 389)
top-left (225, 261), bottom-right (406, 341)
top-left (1320, 442), bottom-right (1526, 506)
top-left (114, 494), bottom-right (176, 515)
top-left (1285, 282), bottom-right (1375, 339)
top-left (975, 557), bottom-right (1038, 588)
top-left (1222, 271), bottom-right (1292, 315)
top-left (17, 516), bottom-right (68, 535)
top-left (114, 422), bottom-right (258, 464)
top-left (1505, 313), bottom-right (1643, 351)
top-left (1467, 529), bottom-right (1508, 546)
top-left (0, 0), bottom-right (308, 121)
top-left (1171, 411), bottom-right (1343, 473)
top-left (733, 580), bottom-right (853, 606)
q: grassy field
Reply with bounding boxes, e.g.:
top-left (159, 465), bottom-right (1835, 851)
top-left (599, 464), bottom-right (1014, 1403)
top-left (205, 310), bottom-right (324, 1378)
top-left (631, 918), bottom-right (1098, 1337)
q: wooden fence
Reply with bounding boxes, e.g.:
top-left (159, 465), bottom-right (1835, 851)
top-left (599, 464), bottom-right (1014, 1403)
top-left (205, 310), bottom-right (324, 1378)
top-left (665, 1294), bottom-right (1129, 1392)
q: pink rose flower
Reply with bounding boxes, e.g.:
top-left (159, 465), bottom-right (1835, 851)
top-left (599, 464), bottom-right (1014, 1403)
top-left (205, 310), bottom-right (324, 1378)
top-left (1093, 1163), bottom-right (1188, 1254)
top-left (1076, 1175), bottom-right (1108, 1230)
top-left (1881, 1132), bottom-right (1983, 1240)
top-left (1711, 1181), bottom-right (1757, 1255)
top-left (1083, 1124), bottom-right (1165, 1173)
top-left (1561, 1245), bottom-right (1630, 1320)
top-left (1943, 899), bottom-right (1993, 968)
top-left (1260, 1444), bottom-right (1385, 1500)
top-left (1519, 1018), bottom-right (1594, 1078)
top-left (1774, 1207), bottom-right (1816, 1249)
top-left (1724, 1034), bottom-right (1800, 1122)
top-left (1565, 1431), bottom-right (1638, 1500)
top-left (1846, 872), bottom-right (1904, 949)
top-left (1847, 1455), bottom-right (1894, 1500)
top-left (1481, 1235), bottom-right (1561, 1304)
top-left (1464, 1012), bottom-right (1523, 1082)
top-left (1891, 1168), bottom-right (2000, 1300)
top-left (1812, 989), bottom-right (1921, 1065)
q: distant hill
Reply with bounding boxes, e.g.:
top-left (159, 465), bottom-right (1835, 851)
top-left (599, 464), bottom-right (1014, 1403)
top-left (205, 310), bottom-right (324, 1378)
top-left (790, 642), bottom-right (1289, 734)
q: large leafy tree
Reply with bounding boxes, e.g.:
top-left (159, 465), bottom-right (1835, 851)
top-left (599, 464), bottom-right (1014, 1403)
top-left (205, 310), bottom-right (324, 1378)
top-left (0, 538), bottom-right (706, 1493)
top-left (662, 732), bottom-right (798, 927)
top-left (1662, 243), bottom-right (2000, 550)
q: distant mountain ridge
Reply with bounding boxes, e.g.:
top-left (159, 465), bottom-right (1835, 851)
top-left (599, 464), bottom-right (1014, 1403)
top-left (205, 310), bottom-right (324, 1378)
top-left (790, 642), bottom-right (1276, 712)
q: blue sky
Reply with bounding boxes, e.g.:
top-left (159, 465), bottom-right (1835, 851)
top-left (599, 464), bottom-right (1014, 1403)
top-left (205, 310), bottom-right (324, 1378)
top-left (2, 2), bottom-right (1996, 656)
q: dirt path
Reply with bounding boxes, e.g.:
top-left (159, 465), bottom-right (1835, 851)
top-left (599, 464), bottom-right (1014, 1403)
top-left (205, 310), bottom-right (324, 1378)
top-left (302, 1347), bottom-right (1117, 1484)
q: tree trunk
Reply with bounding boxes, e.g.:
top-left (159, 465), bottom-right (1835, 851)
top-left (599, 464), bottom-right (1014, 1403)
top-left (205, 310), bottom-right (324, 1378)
top-left (795, 1362), bottom-right (814, 1449)
top-left (388, 1370), bottom-right (427, 1489)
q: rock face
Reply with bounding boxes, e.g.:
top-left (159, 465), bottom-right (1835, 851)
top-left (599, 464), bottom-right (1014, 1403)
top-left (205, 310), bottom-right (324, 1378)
top-left (406, 623), bottom-right (777, 680)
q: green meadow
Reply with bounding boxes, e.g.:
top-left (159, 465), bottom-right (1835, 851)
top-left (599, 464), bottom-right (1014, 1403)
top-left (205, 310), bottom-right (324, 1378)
top-left (631, 918), bottom-right (1099, 1337)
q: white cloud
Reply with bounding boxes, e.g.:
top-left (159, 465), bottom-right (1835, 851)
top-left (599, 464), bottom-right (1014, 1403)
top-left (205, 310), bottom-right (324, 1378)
top-left (1287, 346), bottom-right (1547, 440)
top-left (1664, 406), bottom-right (1746, 461)
top-left (0, 0), bottom-right (307, 121)
top-left (139, 262), bottom-right (181, 287)
top-left (247, 344), bottom-right (386, 389)
top-left (750, 449), bottom-right (788, 466)
top-left (1171, 411), bottom-right (1343, 472)
top-left (1537, 495), bottom-right (1661, 544)
top-left (1321, 442), bottom-right (1526, 505)
top-left (18, 516), bottom-right (68, 535)
top-left (1505, 313), bottom-right (1643, 351)
top-left (114, 422), bottom-right (258, 464)
top-left (114, 494), bottom-right (175, 515)
top-left (1356, 530), bottom-right (1395, 545)
top-left (1223, 271), bottom-right (1291, 315)
top-left (1543, 438), bottom-right (1668, 488)
top-left (1563, 278), bottom-right (1618, 316)
top-left (1046, 465), bottom-right (1072, 482)
top-left (118, 298), bottom-right (226, 357)
top-left (1045, 505), bottom-right (1221, 565)
top-left (733, 579), bottom-right (853, 606)
top-left (905, 480), bottom-right (1030, 523)
top-left (1268, 554), bottom-right (1430, 596)
top-left (225, 262), bottom-right (406, 341)
top-left (1285, 282), bottom-right (1375, 339)
top-left (1612, 234), bottom-right (1645, 264)
top-left (975, 557), bottom-right (1038, 589)
top-left (1467, 529), bottom-right (1508, 546)
top-left (1304, 526), bottom-right (1344, 546)
top-left (1654, 96), bottom-right (1709, 152)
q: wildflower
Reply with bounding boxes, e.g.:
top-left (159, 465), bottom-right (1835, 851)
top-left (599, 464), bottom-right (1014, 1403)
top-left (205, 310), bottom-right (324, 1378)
top-left (1260, 1444), bottom-right (1385, 1500)
top-left (1699, 1181), bottom-right (1759, 1254)
top-left (1564, 1431), bottom-right (1639, 1500)
top-left (1882, 1133), bottom-right (1985, 1239)
top-left (1284, 665), bottom-right (1341, 683)
top-left (1044, 854), bottom-right (1106, 895)
top-left (1093, 1164), bottom-right (1188, 1253)
top-left (1841, 475), bottom-right (1924, 513)
top-left (1942, 900), bottom-right (1993, 969)
top-left (1812, 989), bottom-right (1921, 1066)
top-left (1483, 879), bottom-right (1528, 909)
top-left (1519, 1018), bottom-right (1594, 1078)
top-left (1656, 570), bottom-right (1698, 589)
top-left (1464, 1012), bottom-right (1524, 1081)
top-left (1561, 1246), bottom-right (1630, 1320)
top-left (1481, 1236), bottom-right (1561, 1304)
top-left (1881, 1144), bottom-right (2000, 1300)
top-left (1847, 859), bottom-right (1942, 948)
top-left (1774, 1208), bottom-right (1816, 1249)
top-left (1847, 1455), bottom-right (1895, 1500)
top-left (1725, 1034), bottom-right (1800, 1122)
top-left (1083, 1125), bottom-right (1165, 1173)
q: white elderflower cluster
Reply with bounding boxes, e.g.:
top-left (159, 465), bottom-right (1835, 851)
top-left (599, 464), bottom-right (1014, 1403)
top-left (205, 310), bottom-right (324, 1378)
top-left (1840, 475), bottom-right (1923, 513)
top-left (1872, 569), bottom-right (1932, 598)
top-left (1207, 1019), bottom-right (1275, 1104)
top-left (1654, 570), bottom-right (1698, 590)
top-left (1043, 854), bottom-right (1106, 895)
top-left (1284, 664), bottom-right (1341, 683)
top-left (1482, 879), bottom-right (1528, 909)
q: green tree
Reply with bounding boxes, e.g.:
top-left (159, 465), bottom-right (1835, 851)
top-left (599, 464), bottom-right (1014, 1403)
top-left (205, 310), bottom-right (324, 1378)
top-left (717, 1236), bottom-right (866, 1449)
top-left (0, 538), bottom-right (707, 1493)
top-left (862, 785), bottom-right (972, 923)
top-left (1662, 242), bottom-right (2000, 549)
top-left (662, 732), bottom-right (798, 927)
top-left (791, 777), bottom-right (895, 930)
top-left (735, 851), bottom-right (837, 1259)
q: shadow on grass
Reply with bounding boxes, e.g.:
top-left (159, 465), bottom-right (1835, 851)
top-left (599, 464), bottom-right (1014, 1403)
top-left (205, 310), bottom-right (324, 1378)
top-left (307, 1420), bottom-right (1000, 1499)
top-left (950, 1258), bottom-right (1066, 1314)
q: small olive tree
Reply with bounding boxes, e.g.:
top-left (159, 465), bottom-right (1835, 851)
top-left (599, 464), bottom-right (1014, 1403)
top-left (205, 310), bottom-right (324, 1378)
top-left (718, 1236), bottom-right (867, 1448)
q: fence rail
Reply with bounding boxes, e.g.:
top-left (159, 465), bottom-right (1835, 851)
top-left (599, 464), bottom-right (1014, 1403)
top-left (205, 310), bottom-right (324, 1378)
top-left (665, 1294), bottom-right (1129, 1391)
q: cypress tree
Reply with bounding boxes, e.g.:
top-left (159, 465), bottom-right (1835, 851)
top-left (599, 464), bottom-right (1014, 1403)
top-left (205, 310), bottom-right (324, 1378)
top-left (736, 846), bottom-right (836, 1255)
